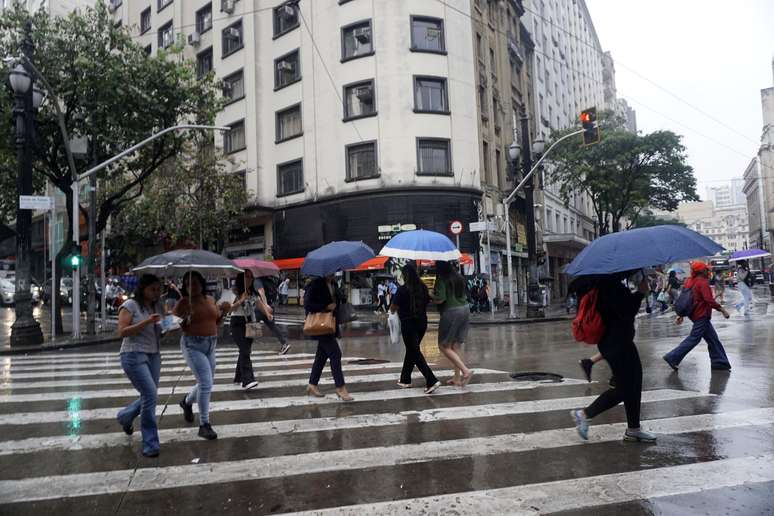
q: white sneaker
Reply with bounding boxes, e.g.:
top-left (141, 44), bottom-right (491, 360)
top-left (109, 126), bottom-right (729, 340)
top-left (242, 381), bottom-right (258, 390)
top-left (396, 382), bottom-right (411, 388)
top-left (424, 381), bottom-right (441, 395)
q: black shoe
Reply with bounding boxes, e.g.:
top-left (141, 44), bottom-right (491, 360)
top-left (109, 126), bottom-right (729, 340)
top-left (179, 396), bottom-right (194, 423)
top-left (662, 355), bottom-right (679, 372)
top-left (711, 364), bottom-right (731, 371)
top-left (142, 449), bottom-right (159, 458)
top-left (608, 376), bottom-right (616, 388)
top-left (121, 423), bottom-right (133, 436)
top-left (198, 423), bottom-right (218, 440)
top-left (579, 358), bottom-right (593, 382)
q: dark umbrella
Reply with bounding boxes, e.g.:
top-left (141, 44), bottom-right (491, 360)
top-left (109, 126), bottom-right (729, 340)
top-left (301, 241), bottom-right (375, 277)
top-left (564, 225), bottom-right (723, 276)
top-left (133, 249), bottom-right (242, 279)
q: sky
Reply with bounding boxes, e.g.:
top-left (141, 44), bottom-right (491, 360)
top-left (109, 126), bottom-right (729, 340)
top-left (585, 0), bottom-right (774, 200)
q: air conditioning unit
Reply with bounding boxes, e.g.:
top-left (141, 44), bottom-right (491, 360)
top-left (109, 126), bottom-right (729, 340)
top-left (355, 87), bottom-right (372, 100)
top-left (281, 4), bottom-right (296, 17)
top-left (353, 27), bottom-right (371, 43)
top-left (222, 83), bottom-right (233, 96)
top-left (108, 0), bottom-right (121, 13)
top-left (226, 27), bottom-right (241, 39)
top-left (188, 32), bottom-right (201, 45)
top-left (425, 27), bottom-right (441, 40)
top-left (222, 0), bottom-right (235, 14)
top-left (277, 61), bottom-right (294, 72)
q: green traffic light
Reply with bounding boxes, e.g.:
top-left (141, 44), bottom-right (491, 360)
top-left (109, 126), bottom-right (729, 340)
top-left (70, 255), bottom-right (81, 268)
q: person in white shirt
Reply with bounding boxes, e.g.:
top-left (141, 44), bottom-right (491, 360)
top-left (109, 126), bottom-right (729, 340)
top-left (278, 277), bottom-right (290, 305)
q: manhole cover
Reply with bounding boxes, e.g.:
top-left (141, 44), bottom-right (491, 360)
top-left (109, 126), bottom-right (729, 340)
top-left (347, 358), bottom-right (391, 365)
top-left (510, 372), bottom-right (564, 382)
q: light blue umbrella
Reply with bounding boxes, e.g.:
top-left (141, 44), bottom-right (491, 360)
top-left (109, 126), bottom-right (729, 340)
top-left (380, 229), bottom-right (461, 261)
top-left (564, 225), bottom-right (724, 276)
top-left (301, 241), bottom-right (375, 277)
top-left (729, 248), bottom-right (771, 262)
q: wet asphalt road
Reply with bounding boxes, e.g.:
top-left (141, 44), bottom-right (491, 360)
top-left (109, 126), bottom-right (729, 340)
top-left (0, 287), bottom-right (773, 515)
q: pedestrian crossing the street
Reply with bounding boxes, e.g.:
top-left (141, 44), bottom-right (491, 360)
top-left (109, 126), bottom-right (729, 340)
top-left (0, 347), bottom-right (773, 514)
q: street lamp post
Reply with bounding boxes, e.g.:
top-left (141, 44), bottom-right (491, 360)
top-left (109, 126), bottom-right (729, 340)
top-left (8, 23), bottom-right (44, 347)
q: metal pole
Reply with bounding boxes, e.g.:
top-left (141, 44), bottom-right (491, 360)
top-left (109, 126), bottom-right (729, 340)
top-left (521, 114), bottom-right (543, 319)
top-left (72, 173), bottom-right (80, 338)
top-left (100, 214), bottom-right (107, 331)
top-left (86, 136), bottom-right (97, 335)
top-left (486, 226), bottom-right (494, 320)
top-left (505, 199), bottom-right (515, 318)
top-left (50, 202), bottom-right (56, 339)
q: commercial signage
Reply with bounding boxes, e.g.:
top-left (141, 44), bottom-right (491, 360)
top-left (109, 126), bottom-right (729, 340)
top-left (19, 195), bottom-right (53, 211)
top-left (378, 223), bottom-right (417, 240)
top-left (469, 221), bottom-right (497, 232)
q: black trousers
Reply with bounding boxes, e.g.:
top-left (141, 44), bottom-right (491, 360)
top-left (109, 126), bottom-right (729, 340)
top-left (399, 317), bottom-right (437, 387)
top-left (584, 333), bottom-right (642, 428)
top-left (309, 335), bottom-right (345, 388)
top-left (255, 308), bottom-right (287, 345)
top-left (230, 317), bottom-right (255, 384)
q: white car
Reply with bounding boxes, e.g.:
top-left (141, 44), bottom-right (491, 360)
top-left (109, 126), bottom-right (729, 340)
top-left (0, 278), bottom-right (42, 306)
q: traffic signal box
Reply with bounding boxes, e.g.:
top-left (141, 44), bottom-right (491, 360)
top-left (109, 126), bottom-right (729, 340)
top-left (580, 107), bottom-right (600, 146)
top-left (63, 242), bottom-right (82, 271)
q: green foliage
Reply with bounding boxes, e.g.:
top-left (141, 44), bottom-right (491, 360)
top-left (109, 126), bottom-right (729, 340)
top-left (629, 210), bottom-right (686, 229)
top-left (547, 110), bottom-right (698, 234)
top-left (108, 138), bottom-right (250, 267)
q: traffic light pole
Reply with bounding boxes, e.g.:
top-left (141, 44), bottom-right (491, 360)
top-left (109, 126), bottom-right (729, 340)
top-left (504, 128), bottom-right (584, 319)
top-left (69, 124), bottom-right (230, 339)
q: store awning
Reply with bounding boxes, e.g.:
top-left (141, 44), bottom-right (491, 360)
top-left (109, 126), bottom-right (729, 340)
top-left (272, 257), bottom-right (304, 270)
top-left (349, 255), bottom-right (389, 271)
top-left (417, 253), bottom-right (474, 266)
top-left (543, 233), bottom-right (590, 251)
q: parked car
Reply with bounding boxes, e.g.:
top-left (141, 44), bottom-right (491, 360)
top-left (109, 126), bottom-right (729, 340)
top-left (0, 278), bottom-right (15, 306)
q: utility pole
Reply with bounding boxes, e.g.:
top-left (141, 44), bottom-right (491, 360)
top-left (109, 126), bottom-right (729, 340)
top-left (520, 113), bottom-right (543, 318)
top-left (86, 132), bottom-right (97, 335)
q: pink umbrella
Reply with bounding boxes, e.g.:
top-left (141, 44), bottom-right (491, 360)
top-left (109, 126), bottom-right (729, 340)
top-left (232, 258), bottom-right (280, 277)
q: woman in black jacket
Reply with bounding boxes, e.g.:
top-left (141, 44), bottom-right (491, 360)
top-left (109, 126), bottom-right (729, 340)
top-left (304, 275), bottom-right (353, 401)
top-left (570, 271), bottom-right (656, 443)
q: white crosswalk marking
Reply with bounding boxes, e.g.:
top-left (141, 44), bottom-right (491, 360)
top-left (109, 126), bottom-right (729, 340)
top-left (0, 348), bottom-right (771, 514)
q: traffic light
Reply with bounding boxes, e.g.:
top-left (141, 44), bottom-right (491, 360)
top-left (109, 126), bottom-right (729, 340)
top-left (580, 107), bottom-right (600, 146)
top-left (64, 242), bottom-right (82, 270)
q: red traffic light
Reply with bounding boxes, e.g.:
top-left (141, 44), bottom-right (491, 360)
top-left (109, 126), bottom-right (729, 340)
top-left (580, 107), bottom-right (599, 146)
top-left (580, 112), bottom-right (592, 123)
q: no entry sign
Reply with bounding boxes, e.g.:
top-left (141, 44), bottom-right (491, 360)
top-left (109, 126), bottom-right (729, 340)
top-left (449, 220), bottom-right (463, 235)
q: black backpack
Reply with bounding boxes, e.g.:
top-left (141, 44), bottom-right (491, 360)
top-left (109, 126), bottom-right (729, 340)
top-left (743, 270), bottom-right (754, 288)
top-left (674, 287), bottom-right (694, 317)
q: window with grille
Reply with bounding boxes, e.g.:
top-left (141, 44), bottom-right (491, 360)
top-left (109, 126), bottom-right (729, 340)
top-left (277, 160), bottom-right (304, 196)
top-left (224, 120), bottom-right (246, 154)
top-left (343, 80), bottom-right (376, 120)
top-left (346, 142), bottom-right (378, 181)
top-left (341, 21), bottom-right (373, 61)
top-left (158, 0), bottom-right (172, 11)
top-left (417, 138), bottom-right (451, 176)
top-left (196, 47), bottom-right (213, 79)
top-left (410, 16), bottom-right (445, 53)
top-left (222, 20), bottom-right (243, 57)
top-left (276, 104), bottom-right (302, 142)
top-left (273, 2), bottom-right (299, 38)
top-left (414, 76), bottom-right (448, 113)
top-left (158, 21), bottom-right (173, 49)
top-left (197, 3), bottom-right (212, 33)
top-left (223, 70), bottom-right (245, 102)
top-left (274, 50), bottom-right (301, 89)
top-left (140, 8), bottom-right (151, 34)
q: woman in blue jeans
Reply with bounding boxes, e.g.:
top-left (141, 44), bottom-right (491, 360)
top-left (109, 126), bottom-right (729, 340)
top-left (116, 274), bottom-right (164, 458)
top-left (174, 271), bottom-right (229, 440)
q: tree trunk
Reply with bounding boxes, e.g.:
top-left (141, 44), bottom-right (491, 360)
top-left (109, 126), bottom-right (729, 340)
top-left (611, 217), bottom-right (621, 233)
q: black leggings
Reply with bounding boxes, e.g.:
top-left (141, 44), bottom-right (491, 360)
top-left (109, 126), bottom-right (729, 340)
top-left (399, 317), bottom-right (437, 388)
top-left (584, 335), bottom-right (643, 428)
top-left (230, 317), bottom-right (255, 384)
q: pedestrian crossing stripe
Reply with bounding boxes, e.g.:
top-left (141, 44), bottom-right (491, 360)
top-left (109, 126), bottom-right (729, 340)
top-left (0, 349), bottom-right (277, 365)
top-left (0, 388), bottom-right (709, 456)
top-left (288, 452), bottom-right (774, 515)
top-left (1, 407), bottom-right (772, 504)
top-left (3, 349), bottom-right (276, 361)
top-left (0, 379), bottom-right (588, 426)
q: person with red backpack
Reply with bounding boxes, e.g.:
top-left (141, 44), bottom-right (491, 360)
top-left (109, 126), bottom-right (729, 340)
top-left (663, 261), bottom-right (731, 372)
top-left (570, 270), bottom-right (655, 443)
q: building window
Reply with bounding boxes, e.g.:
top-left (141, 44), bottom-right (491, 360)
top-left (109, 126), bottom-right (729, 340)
top-left (274, 49), bottom-right (301, 89)
top-left (482, 141), bottom-right (490, 182)
top-left (196, 3), bottom-right (213, 34)
top-left (196, 47), bottom-right (213, 79)
top-left (157, 0), bottom-right (172, 12)
top-left (346, 141), bottom-right (378, 181)
top-left (417, 138), bottom-right (452, 176)
top-left (410, 16), bottom-right (445, 53)
top-left (224, 120), bottom-right (246, 154)
top-left (222, 20), bottom-right (243, 57)
top-left (414, 76), bottom-right (449, 114)
top-left (140, 7), bottom-right (151, 34)
top-left (223, 69), bottom-right (245, 103)
top-left (144, 44), bottom-right (152, 56)
top-left (158, 21), bottom-right (173, 49)
top-left (343, 80), bottom-right (376, 120)
top-left (221, 0), bottom-right (237, 12)
top-left (495, 149), bottom-right (502, 183)
top-left (276, 103), bottom-right (302, 143)
top-left (273, 2), bottom-right (299, 38)
top-left (277, 159), bottom-right (304, 196)
top-left (341, 20), bottom-right (373, 62)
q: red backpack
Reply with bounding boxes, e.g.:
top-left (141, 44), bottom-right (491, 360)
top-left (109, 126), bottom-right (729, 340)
top-left (572, 288), bottom-right (606, 345)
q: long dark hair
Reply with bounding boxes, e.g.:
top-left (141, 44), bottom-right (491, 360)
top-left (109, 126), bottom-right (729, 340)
top-left (401, 263), bottom-right (428, 314)
top-left (436, 261), bottom-right (465, 298)
top-left (133, 274), bottom-right (161, 309)
top-left (181, 271), bottom-right (207, 297)
top-left (234, 271), bottom-right (256, 296)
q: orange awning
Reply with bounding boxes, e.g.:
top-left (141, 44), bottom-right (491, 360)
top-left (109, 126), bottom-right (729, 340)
top-left (417, 253), bottom-right (474, 266)
top-left (272, 258), bottom-right (304, 270)
top-left (349, 255), bottom-right (389, 271)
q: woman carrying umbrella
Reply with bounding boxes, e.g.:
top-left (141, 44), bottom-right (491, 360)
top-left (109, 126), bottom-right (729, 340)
top-left (229, 270), bottom-right (260, 390)
top-left (174, 271), bottom-right (229, 440)
top-left (433, 261), bottom-right (474, 386)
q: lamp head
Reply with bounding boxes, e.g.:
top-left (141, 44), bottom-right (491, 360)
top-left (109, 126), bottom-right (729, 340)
top-left (508, 141), bottom-right (520, 162)
top-left (532, 138), bottom-right (546, 155)
top-left (8, 63), bottom-right (31, 94)
top-left (32, 86), bottom-right (45, 109)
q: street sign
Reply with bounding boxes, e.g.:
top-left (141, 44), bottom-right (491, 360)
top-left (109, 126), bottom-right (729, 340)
top-left (469, 221), bottom-right (497, 232)
top-left (19, 196), bottom-right (53, 211)
top-left (449, 220), bottom-right (463, 235)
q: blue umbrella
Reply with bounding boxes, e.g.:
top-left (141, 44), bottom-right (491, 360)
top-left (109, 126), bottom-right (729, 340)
top-left (380, 229), bottom-right (461, 261)
top-left (564, 225), bottom-right (724, 276)
top-left (301, 241), bottom-right (375, 277)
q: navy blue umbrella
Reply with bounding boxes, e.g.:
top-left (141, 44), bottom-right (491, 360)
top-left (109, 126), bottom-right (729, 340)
top-left (564, 225), bottom-right (724, 276)
top-left (301, 241), bottom-right (375, 277)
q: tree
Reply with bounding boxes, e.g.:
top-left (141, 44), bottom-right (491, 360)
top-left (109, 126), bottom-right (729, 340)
top-left (629, 210), bottom-right (686, 229)
top-left (108, 139), bottom-right (250, 267)
top-left (0, 4), bottom-right (222, 334)
top-left (547, 111), bottom-right (698, 235)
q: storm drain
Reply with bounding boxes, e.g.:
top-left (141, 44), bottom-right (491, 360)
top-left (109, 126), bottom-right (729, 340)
top-left (510, 372), bottom-right (564, 383)
top-left (348, 358), bottom-right (391, 365)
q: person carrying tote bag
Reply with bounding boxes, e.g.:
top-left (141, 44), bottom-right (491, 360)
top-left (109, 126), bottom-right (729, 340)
top-left (304, 275), bottom-right (353, 401)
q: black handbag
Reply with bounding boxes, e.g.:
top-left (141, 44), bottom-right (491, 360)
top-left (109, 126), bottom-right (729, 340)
top-left (337, 302), bottom-right (358, 324)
